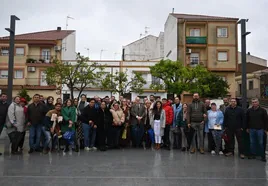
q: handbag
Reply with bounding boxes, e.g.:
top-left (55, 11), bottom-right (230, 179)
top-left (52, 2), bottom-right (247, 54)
top-left (122, 126), bottom-right (127, 139)
top-left (222, 130), bottom-right (229, 142)
top-left (63, 130), bottom-right (75, 145)
top-left (148, 128), bottom-right (155, 143)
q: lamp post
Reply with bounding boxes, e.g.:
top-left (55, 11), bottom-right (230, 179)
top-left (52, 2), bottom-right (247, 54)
top-left (238, 19), bottom-right (251, 111)
top-left (5, 15), bottom-right (20, 103)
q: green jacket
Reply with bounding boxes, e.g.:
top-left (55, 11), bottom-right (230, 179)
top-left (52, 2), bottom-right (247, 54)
top-left (61, 106), bottom-right (76, 132)
top-left (176, 110), bottom-right (187, 127)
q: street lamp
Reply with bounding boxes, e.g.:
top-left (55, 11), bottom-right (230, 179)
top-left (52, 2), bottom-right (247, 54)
top-left (100, 49), bottom-right (107, 60)
top-left (5, 15), bottom-right (20, 103)
top-left (85, 47), bottom-right (89, 58)
top-left (238, 19), bottom-right (251, 111)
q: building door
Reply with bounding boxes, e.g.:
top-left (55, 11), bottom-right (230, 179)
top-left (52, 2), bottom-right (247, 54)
top-left (40, 71), bottom-right (48, 86)
top-left (41, 49), bottom-right (51, 63)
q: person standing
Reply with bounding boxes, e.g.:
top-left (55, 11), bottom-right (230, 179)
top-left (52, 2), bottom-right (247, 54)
top-left (77, 94), bottom-right (89, 149)
top-left (27, 94), bottom-right (47, 153)
top-left (0, 93), bottom-right (9, 156)
top-left (187, 93), bottom-right (207, 154)
top-left (144, 101), bottom-right (153, 148)
top-left (80, 98), bottom-right (98, 151)
top-left (45, 96), bottom-right (55, 112)
top-left (247, 98), bottom-right (268, 162)
top-left (110, 102), bottom-right (125, 149)
top-left (207, 103), bottom-right (224, 155)
top-left (97, 101), bottom-right (112, 151)
top-left (18, 98), bottom-right (28, 152)
top-left (220, 98), bottom-right (229, 114)
top-left (162, 98), bottom-right (174, 150)
top-left (172, 97), bottom-right (182, 149)
top-left (150, 101), bottom-right (166, 150)
top-left (131, 97), bottom-right (146, 148)
top-left (224, 98), bottom-right (245, 159)
top-left (120, 99), bottom-right (131, 147)
top-left (177, 103), bottom-right (189, 151)
top-left (5, 96), bottom-right (26, 154)
top-left (62, 99), bottom-right (78, 152)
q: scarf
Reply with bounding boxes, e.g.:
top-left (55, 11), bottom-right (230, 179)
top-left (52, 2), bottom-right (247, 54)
top-left (183, 110), bottom-right (187, 121)
top-left (46, 109), bottom-right (61, 117)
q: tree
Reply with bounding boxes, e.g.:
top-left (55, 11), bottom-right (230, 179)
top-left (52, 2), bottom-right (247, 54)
top-left (150, 60), bottom-right (196, 95)
top-left (191, 73), bottom-right (229, 98)
top-left (18, 88), bottom-right (31, 103)
top-left (150, 59), bottom-right (229, 98)
top-left (45, 55), bottom-right (104, 99)
top-left (100, 70), bottom-right (147, 96)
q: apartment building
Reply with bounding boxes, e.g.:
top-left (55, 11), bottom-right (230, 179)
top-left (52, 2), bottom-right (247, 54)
top-left (0, 27), bottom-right (76, 99)
top-left (164, 13), bottom-right (239, 99)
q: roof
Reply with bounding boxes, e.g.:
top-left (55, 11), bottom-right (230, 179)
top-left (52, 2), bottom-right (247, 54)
top-left (170, 13), bottom-right (239, 21)
top-left (124, 35), bottom-right (158, 47)
top-left (236, 62), bottom-right (268, 76)
top-left (0, 29), bottom-right (75, 41)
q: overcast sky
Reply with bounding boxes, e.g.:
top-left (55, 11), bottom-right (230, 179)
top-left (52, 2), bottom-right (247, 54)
top-left (0, 0), bottom-right (267, 61)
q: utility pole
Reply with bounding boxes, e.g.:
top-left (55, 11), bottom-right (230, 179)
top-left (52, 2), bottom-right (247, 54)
top-left (100, 49), bottom-right (106, 60)
top-left (238, 19), bottom-right (251, 111)
top-left (5, 15), bottom-right (20, 103)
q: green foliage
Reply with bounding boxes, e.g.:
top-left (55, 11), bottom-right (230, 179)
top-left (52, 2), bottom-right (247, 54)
top-left (45, 55), bottom-right (104, 99)
top-left (18, 88), bottom-right (31, 103)
top-left (101, 70), bottom-right (146, 96)
top-left (150, 59), bottom-right (229, 98)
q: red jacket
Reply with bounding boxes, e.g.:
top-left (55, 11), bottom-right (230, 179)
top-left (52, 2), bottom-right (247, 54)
top-left (163, 102), bottom-right (174, 125)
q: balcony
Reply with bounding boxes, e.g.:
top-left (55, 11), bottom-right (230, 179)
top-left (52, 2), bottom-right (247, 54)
top-left (186, 36), bottom-right (207, 45)
top-left (187, 58), bottom-right (207, 67)
top-left (25, 78), bottom-right (56, 90)
top-left (26, 55), bottom-right (56, 66)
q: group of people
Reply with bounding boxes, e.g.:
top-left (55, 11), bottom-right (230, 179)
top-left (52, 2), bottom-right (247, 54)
top-left (0, 92), bottom-right (267, 162)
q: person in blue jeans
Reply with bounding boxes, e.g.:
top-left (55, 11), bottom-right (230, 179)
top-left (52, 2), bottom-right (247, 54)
top-left (27, 94), bottom-right (47, 153)
top-left (246, 98), bottom-right (268, 162)
top-left (80, 98), bottom-right (98, 151)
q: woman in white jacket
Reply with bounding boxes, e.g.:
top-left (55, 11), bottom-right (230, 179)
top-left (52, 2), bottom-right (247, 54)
top-left (6, 96), bottom-right (26, 154)
top-left (150, 101), bottom-right (166, 150)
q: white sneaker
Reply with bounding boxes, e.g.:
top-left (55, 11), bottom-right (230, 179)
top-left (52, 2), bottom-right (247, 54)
top-left (219, 151), bottom-right (224, 155)
top-left (211, 150), bottom-right (216, 155)
top-left (84, 147), bottom-right (90, 151)
top-left (92, 147), bottom-right (97, 151)
top-left (88, 147), bottom-right (93, 151)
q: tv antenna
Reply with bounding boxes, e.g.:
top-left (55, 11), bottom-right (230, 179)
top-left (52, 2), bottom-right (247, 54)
top-left (66, 15), bottom-right (74, 30)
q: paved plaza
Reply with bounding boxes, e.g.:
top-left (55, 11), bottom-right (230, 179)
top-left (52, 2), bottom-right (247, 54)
top-left (0, 132), bottom-right (267, 186)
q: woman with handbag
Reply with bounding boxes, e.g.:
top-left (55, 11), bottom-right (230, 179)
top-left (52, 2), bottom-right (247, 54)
top-left (150, 101), bottom-right (166, 150)
top-left (120, 99), bottom-right (131, 148)
top-left (5, 96), bottom-right (26, 154)
top-left (177, 103), bottom-right (189, 151)
top-left (110, 102), bottom-right (125, 149)
top-left (61, 99), bottom-right (78, 152)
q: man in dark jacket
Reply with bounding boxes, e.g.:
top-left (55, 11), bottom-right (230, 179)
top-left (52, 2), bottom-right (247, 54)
top-left (224, 98), bottom-right (245, 159)
top-left (0, 93), bottom-right (9, 156)
top-left (246, 98), bottom-right (268, 162)
top-left (27, 94), bottom-right (47, 153)
top-left (187, 93), bottom-right (207, 154)
top-left (80, 98), bottom-right (98, 150)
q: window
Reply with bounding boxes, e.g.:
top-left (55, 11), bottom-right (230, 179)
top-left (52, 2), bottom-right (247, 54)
top-left (217, 51), bottom-right (228, 61)
top-left (249, 81), bottom-right (254, 90)
top-left (16, 48), bottom-right (25, 56)
top-left (0, 70), bottom-right (8, 79)
top-left (1, 48), bottom-right (9, 56)
top-left (217, 28), bottom-right (228, 37)
top-left (190, 29), bottom-right (200, 36)
top-left (14, 70), bottom-right (23, 79)
top-left (190, 53), bottom-right (199, 65)
top-left (152, 76), bottom-right (160, 85)
top-left (41, 49), bottom-right (51, 63)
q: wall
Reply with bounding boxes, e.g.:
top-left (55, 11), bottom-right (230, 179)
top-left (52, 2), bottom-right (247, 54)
top-left (123, 35), bottom-right (158, 60)
top-left (235, 74), bottom-right (260, 98)
top-left (164, 15), bottom-right (178, 61)
top-left (155, 32), bottom-right (164, 60)
top-left (61, 31), bottom-right (76, 60)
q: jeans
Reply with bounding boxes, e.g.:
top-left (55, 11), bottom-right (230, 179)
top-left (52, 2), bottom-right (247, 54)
top-left (211, 130), bottom-right (223, 154)
top-left (250, 129), bottom-right (265, 158)
top-left (42, 127), bottom-right (52, 149)
top-left (180, 127), bottom-right (188, 148)
top-left (131, 124), bottom-right (144, 147)
top-left (29, 124), bottom-right (42, 150)
top-left (191, 122), bottom-right (204, 149)
top-left (82, 123), bottom-right (96, 148)
top-left (110, 126), bottom-right (121, 147)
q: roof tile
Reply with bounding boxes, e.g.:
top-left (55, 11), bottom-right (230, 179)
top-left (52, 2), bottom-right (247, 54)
top-left (171, 13), bottom-right (239, 21)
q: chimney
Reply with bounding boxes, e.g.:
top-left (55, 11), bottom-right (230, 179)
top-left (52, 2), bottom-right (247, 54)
top-left (57, 27), bottom-right (61, 31)
top-left (247, 52), bottom-right (251, 55)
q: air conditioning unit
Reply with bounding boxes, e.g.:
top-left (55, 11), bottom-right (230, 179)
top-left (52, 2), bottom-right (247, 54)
top-left (54, 46), bottom-right (61, 51)
top-left (186, 48), bottom-right (192, 54)
top-left (27, 67), bottom-right (36, 72)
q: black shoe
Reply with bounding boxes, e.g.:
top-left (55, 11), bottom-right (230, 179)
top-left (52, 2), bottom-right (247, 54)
top-left (64, 148), bottom-right (69, 153)
top-left (261, 157), bottom-right (266, 162)
top-left (248, 156), bottom-right (256, 159)
top-left (181, 147), bottom-right (186, 152)
top-left (72, 148), bottom-right (79, 152)
top-left (100, 147), bottom-right (107, 151)
top-left (0, 152), bottom-right (2, 155)
top-left (35, 149), bottom-right (42, 152)
top-left (28, 148), bottom-right (34, 154)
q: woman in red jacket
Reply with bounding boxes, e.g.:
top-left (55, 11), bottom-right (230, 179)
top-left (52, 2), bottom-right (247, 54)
top-left (162, 98), bottom-right (174, 150)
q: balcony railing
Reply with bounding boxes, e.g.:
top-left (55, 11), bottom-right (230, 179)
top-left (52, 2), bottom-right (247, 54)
top-left (26, 55), bottom-right (57, 64)
top-left (25, 78), bottom-right (49, 86)
top-left (186, 36), bottom-right (207, 44)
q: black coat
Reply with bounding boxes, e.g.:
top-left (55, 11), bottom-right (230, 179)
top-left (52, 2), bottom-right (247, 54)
top-left (246, 107), bottom-right (268, 130)
top-left (80, 105), bottom-right (98, 125)
top-left (97, 108), bottom-right (112, 130)
top-left (0, 101), bottom-right (9, 126)
top-left (224, 106), bottom-right (245, 130)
